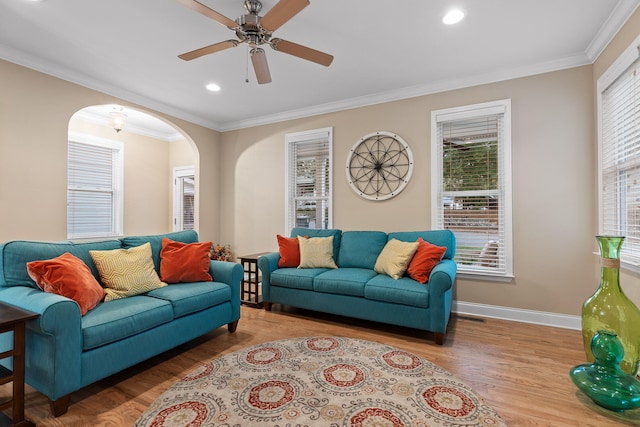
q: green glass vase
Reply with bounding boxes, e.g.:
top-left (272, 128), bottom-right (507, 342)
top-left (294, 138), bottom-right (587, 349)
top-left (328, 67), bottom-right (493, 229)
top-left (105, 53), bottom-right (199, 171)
top-left (581, 236), bottom-right (640, 376)
top-left (570, 330), bottom-right (640, 411)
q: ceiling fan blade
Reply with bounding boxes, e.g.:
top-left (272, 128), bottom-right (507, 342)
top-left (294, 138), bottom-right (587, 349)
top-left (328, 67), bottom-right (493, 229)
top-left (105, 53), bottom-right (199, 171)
top-left (250, 48), bottom-right (272, 84)
top-left (176, 0), bottom-right (238, 28)
top-left (178, 40), bottom-right (239, 61)
top-left (260, 0), bottom-right (309, 32)
top-left (271, 38), bottom-right (333, 66)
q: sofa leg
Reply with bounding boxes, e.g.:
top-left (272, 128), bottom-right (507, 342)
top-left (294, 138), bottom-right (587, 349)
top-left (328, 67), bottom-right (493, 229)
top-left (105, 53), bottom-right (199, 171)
top-left (434, 332), bottom-right (446, 346)
top-left (263, 302), bottom-right (271, 311)
top-left (228, 320), bottom-right (239, 333)
top-left (49, 395), bottom-right (71, 417)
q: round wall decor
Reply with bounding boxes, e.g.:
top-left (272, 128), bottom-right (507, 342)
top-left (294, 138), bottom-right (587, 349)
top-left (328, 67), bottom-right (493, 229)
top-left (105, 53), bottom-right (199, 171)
top-left (345, 131), bottom-right (414, 200)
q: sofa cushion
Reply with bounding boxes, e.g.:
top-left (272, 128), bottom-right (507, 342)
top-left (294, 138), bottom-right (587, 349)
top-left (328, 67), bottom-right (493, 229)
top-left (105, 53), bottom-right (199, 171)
top-left (271, 268), bottom-right (326, 290)
top-left (121, 230), bottom-right (199, 271)
top-left (388, 230), bottom-right (456, 260)
top-left (26, 252), bottom-right (105, 315)
top-left (145, 281), bottom-right (230, 318)
top-left (159, 238), bottom-right (213, 283)
top-left (90, 243), bottom-right (167, 302)
top-left (81, 295), bottom-right (174, 350)
top-left (298, 236), bottom-right (338, 269)
top-left (364, 274), bottom-right (430, 308)
top-left (374, 238), bottom-right (419, 279)
top-left (290, 228), bottom-right (342, 261)
top-left (337, 231), bottom-right (388, 269)
top-left (313, 268), bottom-right (376, 297)
top-left (0, 239), bottom-right (121, 289)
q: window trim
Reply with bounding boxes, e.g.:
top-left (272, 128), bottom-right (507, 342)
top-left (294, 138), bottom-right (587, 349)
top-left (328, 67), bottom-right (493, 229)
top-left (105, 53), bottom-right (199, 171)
top-left (285, 127), bottom-right (333, 232)
top-left (173, 165), bottom-right (195, 232)
top-left (67, 131), bottom-right (124, 240)
top-left (431, 99), bottom-right (514, 280)
top-left (597, 34), bottom-right (640, 273)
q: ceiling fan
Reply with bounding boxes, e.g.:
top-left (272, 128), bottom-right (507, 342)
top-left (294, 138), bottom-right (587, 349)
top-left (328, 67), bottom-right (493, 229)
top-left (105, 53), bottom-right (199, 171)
top-left (176, 0), bottom-right (334, 84)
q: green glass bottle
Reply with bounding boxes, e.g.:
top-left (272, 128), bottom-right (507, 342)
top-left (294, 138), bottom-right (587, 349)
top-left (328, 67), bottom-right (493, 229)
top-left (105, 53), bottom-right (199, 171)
top-left (582, 236), bottom-right (640, 376)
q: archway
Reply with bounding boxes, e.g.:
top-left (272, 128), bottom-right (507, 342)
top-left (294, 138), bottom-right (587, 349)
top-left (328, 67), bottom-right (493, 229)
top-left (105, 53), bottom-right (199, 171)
top-left (68, 104), bottom-right (200, 238)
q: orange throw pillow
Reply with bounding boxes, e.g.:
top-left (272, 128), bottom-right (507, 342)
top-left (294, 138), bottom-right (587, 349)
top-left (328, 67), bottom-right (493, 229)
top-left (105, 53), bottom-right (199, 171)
top-left (27, 252), bottom-right (105, 315)
top-left (406, 238), bottom-right (447, 284)
top-left (277, 234), bottom-right (301, 267)
top-left (160, 238), bottom-right (213, 283)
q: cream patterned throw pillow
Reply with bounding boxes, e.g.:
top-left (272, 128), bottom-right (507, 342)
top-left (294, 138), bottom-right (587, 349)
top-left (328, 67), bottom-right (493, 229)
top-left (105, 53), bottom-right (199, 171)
top-left (374, 238), bottom-right (420, 279)
top-left (298, 236), bottom-right (338, 269)
top-left (90, 242), bottom-right (166, 302)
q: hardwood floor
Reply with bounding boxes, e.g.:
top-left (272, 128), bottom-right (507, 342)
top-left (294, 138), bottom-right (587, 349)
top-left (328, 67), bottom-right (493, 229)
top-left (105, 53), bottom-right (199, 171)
top-left (2, 305), bottom-right (639, 426)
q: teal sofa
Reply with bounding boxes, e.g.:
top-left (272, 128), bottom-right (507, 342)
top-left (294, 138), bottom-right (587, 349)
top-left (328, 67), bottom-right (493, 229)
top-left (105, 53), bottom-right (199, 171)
top-left (258, 228), bottom-right (457, 345)
top-left (0, 230), bottom-right (242, 416)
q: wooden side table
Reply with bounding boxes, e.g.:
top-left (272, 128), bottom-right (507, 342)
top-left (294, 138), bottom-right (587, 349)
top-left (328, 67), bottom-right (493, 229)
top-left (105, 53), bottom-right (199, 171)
top-left (238, 252), bottom-right (270, 308)
top-left (0, 302), bottom-right (38, 427)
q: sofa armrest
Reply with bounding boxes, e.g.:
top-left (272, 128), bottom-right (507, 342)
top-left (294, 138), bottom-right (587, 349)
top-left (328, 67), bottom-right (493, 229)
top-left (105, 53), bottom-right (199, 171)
top-left (428, 259), bottom-right (457, 290)
top-left (0, 286), bottom-right (82, 401)
top-left (257, 252), bottom-right (279, 302)
top-left (426, 259), bottom-right (457, 334)
top-left (209, 260), bottom-right (243, 319)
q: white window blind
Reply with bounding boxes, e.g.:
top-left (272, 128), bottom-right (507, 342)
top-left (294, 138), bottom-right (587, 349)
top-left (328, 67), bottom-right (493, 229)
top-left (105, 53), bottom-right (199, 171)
top-left (285, 128), bottom-right (333, 231)
top-left (432, 100), bottom-right (513, 278)
top-left (599, 38), bottom-right (640, 267)
top-left (67, 134), bottom-right (123, 239)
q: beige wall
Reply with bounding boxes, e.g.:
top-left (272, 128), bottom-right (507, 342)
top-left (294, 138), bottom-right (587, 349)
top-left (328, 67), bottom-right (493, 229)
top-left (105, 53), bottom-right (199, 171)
top-left (220, 65), bottom-right (596, 317)
top-left (0, 59), bottom-right (221, 243)
top-left (69, 117), bottom-right (172, 234)
top-left (593, 7), bottom-right (640, 306)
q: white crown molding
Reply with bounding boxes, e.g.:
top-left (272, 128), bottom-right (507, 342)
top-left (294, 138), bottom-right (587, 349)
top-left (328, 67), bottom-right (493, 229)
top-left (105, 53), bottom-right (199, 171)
top-left (219, 52), bottom-right (592, 131)
top-left (2, 0), bottom-right (638, 134)
top-left (73, 109), bottom-right (184, 142)
top-left (0, 43), bottom-right (223, 132)
top-left (585, 0), bottom-right (640, 62)
top-left (453, 301), bottom-right (581, 330)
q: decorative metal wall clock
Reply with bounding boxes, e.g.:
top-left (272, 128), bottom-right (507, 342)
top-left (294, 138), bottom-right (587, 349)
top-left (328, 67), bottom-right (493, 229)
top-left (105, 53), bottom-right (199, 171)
top-left (345, 131), bottom-right (414, 200)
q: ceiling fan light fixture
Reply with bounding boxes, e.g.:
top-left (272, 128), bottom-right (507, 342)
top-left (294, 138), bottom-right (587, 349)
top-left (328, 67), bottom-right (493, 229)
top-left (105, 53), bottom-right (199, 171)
top-left (443, 9), bottom-right (465, 25)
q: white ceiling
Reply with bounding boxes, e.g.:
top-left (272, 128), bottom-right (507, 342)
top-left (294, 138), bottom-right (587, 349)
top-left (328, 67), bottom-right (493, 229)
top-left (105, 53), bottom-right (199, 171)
top-left (2, 0), bottom-right (639, 133)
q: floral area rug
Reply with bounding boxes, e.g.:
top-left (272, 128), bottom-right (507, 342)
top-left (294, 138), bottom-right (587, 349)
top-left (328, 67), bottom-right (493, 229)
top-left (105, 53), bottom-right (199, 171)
top-left (135, 336), bottom-right (507, 426)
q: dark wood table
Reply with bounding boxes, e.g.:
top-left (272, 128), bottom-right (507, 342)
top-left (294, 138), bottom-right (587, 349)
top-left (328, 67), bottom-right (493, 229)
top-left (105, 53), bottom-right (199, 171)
top-left (238, 252), bottom-right (270, 308)
top-left (0, 303), bottom-right (38, 427)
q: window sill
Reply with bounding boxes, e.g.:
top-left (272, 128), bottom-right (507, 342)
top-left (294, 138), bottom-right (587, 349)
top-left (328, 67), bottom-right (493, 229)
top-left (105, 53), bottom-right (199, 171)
top-left (68, 235), bottom-right (123, 243)
top-left (620, 260), bottom-right (640, 278)
top-left (456, 271), bottom-right (514, 283)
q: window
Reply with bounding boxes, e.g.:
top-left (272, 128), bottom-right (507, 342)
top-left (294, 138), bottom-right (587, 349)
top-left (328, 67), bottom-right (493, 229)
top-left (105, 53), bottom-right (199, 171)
top-left (285, 127), bottom-right (333, 231)
top-left (431, 100), bottom-right (513, 279)
top-left (173, 166), bottom-right (195, 231)
top-left (67, 132), bottom-right (123, 239)
top-left (598, 35), bottom-right (640, 269)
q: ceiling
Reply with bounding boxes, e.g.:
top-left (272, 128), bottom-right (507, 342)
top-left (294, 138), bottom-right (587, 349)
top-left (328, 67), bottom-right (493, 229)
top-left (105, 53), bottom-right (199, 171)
top-left (2, 0), bottom-right (639, 133)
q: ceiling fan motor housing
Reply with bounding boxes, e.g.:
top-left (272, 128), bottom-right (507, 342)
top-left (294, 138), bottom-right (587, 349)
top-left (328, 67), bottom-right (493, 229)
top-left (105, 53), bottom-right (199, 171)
top-left (235, 12), bottom-right (271, 46)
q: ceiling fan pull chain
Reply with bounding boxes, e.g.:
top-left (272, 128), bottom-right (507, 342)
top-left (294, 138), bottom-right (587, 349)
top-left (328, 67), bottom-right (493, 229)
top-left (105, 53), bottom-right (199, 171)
top-left (245, 44), bottom-right (250, 83)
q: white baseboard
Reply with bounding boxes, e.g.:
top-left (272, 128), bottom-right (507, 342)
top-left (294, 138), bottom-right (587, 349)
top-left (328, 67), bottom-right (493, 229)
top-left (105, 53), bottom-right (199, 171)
top-left (452, 301), bottom-right (581, 330)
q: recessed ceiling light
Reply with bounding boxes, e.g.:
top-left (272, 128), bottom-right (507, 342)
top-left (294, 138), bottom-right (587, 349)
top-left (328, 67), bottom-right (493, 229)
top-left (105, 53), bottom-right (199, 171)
top-left (443, 9), bottom-right (465, 25)
top-left (206, 83), bottom-right (221, 92)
